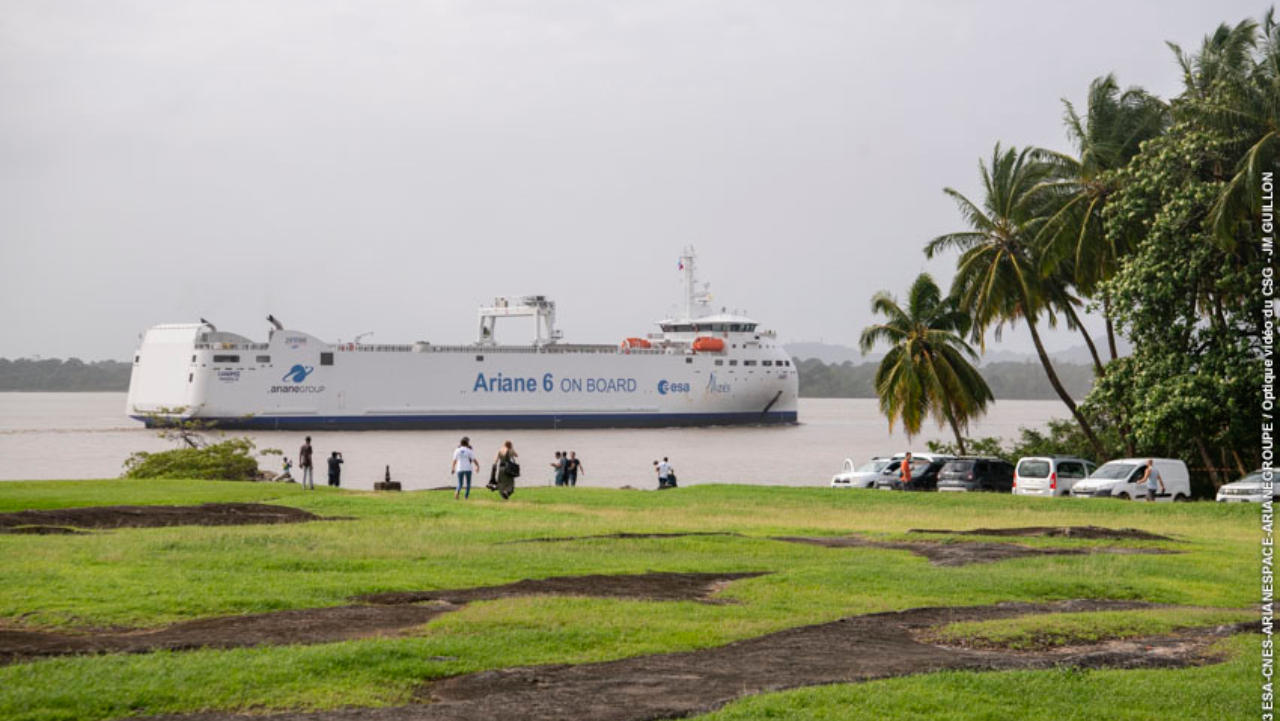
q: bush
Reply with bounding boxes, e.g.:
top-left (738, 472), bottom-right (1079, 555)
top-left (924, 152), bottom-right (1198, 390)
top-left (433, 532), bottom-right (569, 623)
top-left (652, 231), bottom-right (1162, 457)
top-left (123, 438), bottom-right (262, 481)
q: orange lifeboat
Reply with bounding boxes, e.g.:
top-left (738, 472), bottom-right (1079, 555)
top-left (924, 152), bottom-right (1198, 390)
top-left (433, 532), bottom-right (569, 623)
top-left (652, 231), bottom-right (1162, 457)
top-left (621, 337), bottom-right (652, 349)
top-left (691, 337), bottom-right (725, 352)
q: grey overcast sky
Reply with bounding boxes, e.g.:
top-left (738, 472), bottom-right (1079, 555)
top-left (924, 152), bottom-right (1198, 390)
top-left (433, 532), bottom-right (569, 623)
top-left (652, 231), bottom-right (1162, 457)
top-left (0, 0), bottom-right (1265, 360)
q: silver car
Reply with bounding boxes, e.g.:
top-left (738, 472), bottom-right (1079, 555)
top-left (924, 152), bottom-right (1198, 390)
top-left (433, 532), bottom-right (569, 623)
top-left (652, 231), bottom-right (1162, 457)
top-left (1216, 470), bottom-right (1274, 503)
top-left (832, 457), bottom-right (892, 488)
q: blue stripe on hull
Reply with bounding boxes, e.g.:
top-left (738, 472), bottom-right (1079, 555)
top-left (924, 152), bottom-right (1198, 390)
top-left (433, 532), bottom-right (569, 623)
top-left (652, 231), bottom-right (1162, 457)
top-left (133, 411), bottom-right (799, 431)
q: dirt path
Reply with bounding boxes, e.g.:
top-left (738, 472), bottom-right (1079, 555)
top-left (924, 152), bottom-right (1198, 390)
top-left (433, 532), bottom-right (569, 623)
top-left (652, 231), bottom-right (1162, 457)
top-left (0, 572), bottom-right (764, 665)
top-left (0, 503), bottom-right (322, 532)
top-left (144, 599), bottom-right (1245, 721)
top-left (772, 535), bottom-right (1178, 566)
top-left (907, 526), bottom-right (1178, 542)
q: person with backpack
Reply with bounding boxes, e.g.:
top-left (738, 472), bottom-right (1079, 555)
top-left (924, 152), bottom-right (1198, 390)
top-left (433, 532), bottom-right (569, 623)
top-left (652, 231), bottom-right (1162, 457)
top-left (655, 457), bottom-right (676, 489)
top-left (490, 441), bottom-right (519, 500)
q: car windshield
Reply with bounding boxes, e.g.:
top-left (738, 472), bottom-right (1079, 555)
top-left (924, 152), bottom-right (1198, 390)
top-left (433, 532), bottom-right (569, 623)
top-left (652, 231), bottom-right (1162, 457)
top-left (1234, 471), bottom-right (1265, 485)
top-left (857, 461), bottom-right (889, 473)
top-left (1091, 463), bottom-right (1138, 480)
top-left (1017, 460), bottom-right (1049, 478)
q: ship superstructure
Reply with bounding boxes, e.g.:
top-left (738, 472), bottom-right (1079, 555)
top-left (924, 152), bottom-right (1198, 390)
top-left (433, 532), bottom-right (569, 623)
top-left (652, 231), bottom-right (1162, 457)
top-left (126, 249), bottom-right (799, 429)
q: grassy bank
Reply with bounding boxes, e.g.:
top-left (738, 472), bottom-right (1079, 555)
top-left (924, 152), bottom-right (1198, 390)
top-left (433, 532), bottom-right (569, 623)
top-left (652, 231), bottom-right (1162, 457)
top-left (0, 479), bottom-right (1261, 721)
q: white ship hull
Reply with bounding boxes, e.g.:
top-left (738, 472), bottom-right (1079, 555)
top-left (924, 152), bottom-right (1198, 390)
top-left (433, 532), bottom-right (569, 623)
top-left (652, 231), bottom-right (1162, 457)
top-left (127, 327), bottom-right (799, 430)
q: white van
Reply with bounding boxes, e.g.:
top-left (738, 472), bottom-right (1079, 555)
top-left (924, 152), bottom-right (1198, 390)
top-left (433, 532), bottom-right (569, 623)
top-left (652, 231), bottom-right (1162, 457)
top-left (1012, 456), bottom-right (1096, 497)
top-left (1069, 458), bottom-right (1191, 502)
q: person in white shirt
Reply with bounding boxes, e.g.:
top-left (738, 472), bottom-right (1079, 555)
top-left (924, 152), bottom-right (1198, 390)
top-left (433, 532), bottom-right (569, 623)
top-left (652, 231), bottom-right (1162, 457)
top-left (451, 437), bottom-right (480, 500)
top-left (655, 457), bottom-right (675, 488)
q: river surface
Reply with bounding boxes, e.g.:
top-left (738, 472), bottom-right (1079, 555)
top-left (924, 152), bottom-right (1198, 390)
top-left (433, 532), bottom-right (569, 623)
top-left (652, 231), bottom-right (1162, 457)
top-left (0, 394), bottom-right (1065, 489)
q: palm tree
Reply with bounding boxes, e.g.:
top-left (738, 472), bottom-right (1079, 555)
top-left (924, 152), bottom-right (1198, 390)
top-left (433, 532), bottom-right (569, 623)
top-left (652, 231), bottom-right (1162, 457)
top-left (925, 144), bottom-right (1108, 459)
top-left (1036, 74), bottom-right (1169, 363)
top-left (859, 273), bottom-right (992, 455)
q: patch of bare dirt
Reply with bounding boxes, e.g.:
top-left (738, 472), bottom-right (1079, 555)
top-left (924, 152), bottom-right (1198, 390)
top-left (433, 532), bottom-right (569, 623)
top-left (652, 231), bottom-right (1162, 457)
top-left (0, 525), bottom-right (86, 535)
top-left (908, 526), bottom-right (1177, 542)
top-left (141, 600), bottom-right (1247, 721)
top-left (0, 572), bottom-right (762, 665)
top-left (502, 532), bottom-right (740, 545)
top-left (0, 503), bottom-right (322, 531)
top-left (772, 535), bottom-right (1178, 566)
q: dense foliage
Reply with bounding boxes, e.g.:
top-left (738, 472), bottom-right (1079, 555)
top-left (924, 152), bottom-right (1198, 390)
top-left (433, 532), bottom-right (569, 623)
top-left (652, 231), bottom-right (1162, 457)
top-left (881, 10), bottom-right (1272, 486)
top-left (0, 358), bottom-right (130, 391)
top-left (122, 438), bottom-right (263, 481)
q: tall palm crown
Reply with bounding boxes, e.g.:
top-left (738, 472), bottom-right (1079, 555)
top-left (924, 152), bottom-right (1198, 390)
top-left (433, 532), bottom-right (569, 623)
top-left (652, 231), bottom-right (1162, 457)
top-left (924, 144), bottom-right (1107, 458)
top-left (859, 273), bottom-right (992, 454)
top-left (1038, 75), bottom-right (1169, 295)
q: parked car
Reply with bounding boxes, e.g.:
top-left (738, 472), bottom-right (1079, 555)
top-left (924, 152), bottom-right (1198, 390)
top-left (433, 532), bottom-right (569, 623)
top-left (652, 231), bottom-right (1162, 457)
top-left (874, 460), bottom-right (946, 491)
top-left (1069, 458), bottom-right (1191, 502)
top-left (1216, 470), bottom-right (1274, 503)
top-left (937, 458), bottom-right (1016, 492)
top-left (1012, 456), bottom-right (1096, 497)
top-left (831, 457), bottom-right (893, 488)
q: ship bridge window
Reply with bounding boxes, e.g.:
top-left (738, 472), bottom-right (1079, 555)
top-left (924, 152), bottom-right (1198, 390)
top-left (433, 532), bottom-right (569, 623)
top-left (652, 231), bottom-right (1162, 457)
top-left (729, 360), bottom-right (738, 366)
top-left (744, 360), bottom-right (757, 366)
top-left (715, 359), bottom-right (724, 366)
top-left (213, 354), bottom-right (239, 363)
top-left (763, 360), bottom-right (773, 366)
top-left (320, 352), bottom-right (334, 366)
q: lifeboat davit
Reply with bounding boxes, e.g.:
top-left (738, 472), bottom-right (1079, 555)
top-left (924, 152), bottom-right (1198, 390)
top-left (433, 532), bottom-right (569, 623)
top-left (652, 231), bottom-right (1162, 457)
top-left (691, 337), bottom-right (725, 352)
top-left (621, 337), bottom-right (652, 349)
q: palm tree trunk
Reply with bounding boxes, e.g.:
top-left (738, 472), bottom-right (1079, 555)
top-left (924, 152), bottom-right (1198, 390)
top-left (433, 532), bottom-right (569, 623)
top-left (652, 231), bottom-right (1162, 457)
top-left (1103, 292), bottom-right (1119, 361)
top-left (1061, 302), bottom-right (1105, 377)
top-left (1025, 313), bottom-right (1108, 459)
top-left (944, 401), bottom-right (967, 456)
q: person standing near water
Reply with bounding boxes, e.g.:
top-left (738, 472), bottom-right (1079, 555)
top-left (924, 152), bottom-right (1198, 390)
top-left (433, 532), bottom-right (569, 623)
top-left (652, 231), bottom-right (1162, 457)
top-left (493, 441), bottom-right (519, 500)
top-left (551, 451), bottom-right (566, 487)
top-left (655, 457), bottom-right (674, 488)
top-left (327, 452), bottom-right (343, 487)
top-left (299, 437), bottom-right (315, 490)
top-left (451, 437), bottom-right (479, 500)
top-left (567, 451), bottom-right (583, 487)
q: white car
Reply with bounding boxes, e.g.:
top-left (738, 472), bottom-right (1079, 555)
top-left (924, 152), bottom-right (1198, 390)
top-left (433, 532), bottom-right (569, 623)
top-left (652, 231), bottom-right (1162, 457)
top-left (1217, 470), bottom-right (1274, 503)
top-left (1012, 456), bottom-right (1096, 497)
top-left (1070, 458), bottom-right (1191, 502)
top-left (832, 457), bottom-right (892, 488)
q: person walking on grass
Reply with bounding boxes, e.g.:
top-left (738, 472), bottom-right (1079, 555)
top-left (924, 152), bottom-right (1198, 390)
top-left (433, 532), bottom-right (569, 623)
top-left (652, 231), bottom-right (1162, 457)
top-left (491, 441), bottom-right (519, 500)
top-left (327, 451), bottom-right (343, 488)
top-left (451, 437), bottom-right (479, 500)
top-left (299, 436), bottom-right (315, 490)
top-left (1140, 458), bottom-right (1165, 502)
top-left (567, 451), bottom-right (583, 487)
top-left (551, 451), bottom-right (566, 487)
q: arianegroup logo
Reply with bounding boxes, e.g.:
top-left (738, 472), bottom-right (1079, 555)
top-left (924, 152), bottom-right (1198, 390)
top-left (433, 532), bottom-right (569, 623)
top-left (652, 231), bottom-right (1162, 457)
top-left (282, 365), bottom-right (314, 383)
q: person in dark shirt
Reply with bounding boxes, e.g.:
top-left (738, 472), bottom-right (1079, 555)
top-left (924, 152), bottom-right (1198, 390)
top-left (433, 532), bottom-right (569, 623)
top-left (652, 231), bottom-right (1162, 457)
top-left (327, 451), bottom-right (343, 488)
top-left (567, 451), bottom-right (584, 487)
top-left (299, 437), bottom-right (315, 490)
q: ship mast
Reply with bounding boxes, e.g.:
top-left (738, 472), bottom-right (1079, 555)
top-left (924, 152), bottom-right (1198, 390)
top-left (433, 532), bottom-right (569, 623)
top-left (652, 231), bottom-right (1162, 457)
top-left (680, 246), bottom-right (711, 321)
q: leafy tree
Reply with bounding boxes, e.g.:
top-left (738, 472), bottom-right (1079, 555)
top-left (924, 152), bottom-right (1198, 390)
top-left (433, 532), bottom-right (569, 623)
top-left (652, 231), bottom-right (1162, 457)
top-left (925, 145), bottom-right (1108, 457)
top-left (123, 438), bottom-right (263, 481)
top-left (858, 273), bottom-right (993, 454)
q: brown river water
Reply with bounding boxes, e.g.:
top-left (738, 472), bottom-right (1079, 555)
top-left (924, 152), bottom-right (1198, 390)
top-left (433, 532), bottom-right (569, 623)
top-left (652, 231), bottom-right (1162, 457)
top-left (0, 393), bottom-right (1062, 489)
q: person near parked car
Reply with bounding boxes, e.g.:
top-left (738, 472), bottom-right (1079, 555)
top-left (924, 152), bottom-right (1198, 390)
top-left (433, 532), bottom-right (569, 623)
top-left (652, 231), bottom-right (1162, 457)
top-left (1139, 458), bottom-right (1165, 502)
top-left (900, 452), bottom-right (913, 485)
top-left (451, 437), bottom-right (479, 500)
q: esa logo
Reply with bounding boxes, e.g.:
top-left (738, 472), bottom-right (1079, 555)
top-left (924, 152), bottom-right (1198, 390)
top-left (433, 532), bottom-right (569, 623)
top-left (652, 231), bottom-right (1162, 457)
top-left (282, 365), bottom-right (314, 383)
top-left (657, 380), bottom-right (691, 395)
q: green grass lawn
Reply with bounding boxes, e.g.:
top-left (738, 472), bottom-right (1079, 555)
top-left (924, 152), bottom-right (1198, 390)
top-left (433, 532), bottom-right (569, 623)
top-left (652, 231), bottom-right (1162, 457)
top-left (0, 480), bottom-right (1262, 721)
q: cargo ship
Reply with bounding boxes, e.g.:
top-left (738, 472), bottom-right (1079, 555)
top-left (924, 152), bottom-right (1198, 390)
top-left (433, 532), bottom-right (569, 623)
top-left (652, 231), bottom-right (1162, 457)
top-left (126, 249), bottom-right (799, 429)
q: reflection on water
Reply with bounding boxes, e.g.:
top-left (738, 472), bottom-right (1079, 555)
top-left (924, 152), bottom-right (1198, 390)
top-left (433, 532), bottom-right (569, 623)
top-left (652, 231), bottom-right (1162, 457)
top-left (0, 393), bottom-right (1061, 489)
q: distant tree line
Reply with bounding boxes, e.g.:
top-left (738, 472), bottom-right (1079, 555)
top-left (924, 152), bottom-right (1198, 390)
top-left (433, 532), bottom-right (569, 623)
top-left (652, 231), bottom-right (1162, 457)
top-left (0, 358), bottom-right (131, 391)
top-left (795, 358), bottom-right (1094, 401)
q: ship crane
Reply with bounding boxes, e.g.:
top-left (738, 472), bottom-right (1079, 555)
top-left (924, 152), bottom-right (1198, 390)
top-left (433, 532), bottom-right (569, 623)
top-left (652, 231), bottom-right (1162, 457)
top-left (477, 295), bottom-right (563, 347)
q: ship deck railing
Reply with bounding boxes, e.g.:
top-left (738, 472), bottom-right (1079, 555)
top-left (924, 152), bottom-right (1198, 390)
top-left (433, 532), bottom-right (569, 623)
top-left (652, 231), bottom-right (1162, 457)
top-left (193, 342), bottom-right (716, 356)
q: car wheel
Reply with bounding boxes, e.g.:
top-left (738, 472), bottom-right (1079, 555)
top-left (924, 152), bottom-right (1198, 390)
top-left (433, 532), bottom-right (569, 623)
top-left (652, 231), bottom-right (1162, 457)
top-left (1116, 492), bottom-right (1131, 501)
top-left (1173, 494), bottom-right (1189, 503)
